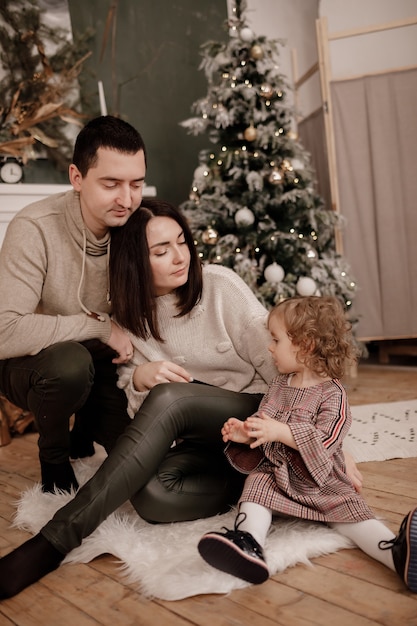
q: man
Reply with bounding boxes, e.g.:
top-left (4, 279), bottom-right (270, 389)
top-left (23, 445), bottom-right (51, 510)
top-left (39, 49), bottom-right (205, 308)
top-left (0, 115), bottom-right (147, 493)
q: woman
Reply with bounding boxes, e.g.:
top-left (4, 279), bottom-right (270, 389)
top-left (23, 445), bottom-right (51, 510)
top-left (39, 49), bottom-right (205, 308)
top-left (0, 198), bottom-right (362, 598)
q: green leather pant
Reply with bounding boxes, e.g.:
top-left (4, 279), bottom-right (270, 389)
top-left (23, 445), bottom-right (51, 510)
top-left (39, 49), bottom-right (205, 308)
top-left (41, 382), bottom-right (262, 554)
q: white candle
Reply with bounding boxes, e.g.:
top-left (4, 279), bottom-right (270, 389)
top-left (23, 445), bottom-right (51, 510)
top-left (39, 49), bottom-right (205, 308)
top-left (98, 80), bottom-right (107, 116)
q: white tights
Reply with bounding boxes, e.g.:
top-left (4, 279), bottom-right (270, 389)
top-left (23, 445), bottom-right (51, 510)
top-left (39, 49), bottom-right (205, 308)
top-left (238, 502), bottom-right (272, 546)
top-left (238, 502), bottom-right (396, 571)
top-left (330, 519), bottom-right (395, 570)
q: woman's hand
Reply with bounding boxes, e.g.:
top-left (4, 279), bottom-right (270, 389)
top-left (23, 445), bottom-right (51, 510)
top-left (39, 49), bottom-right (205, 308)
top-left (222, 417), bottom-right (252, 444)
top-left (132, 360), bottom-right (193, 392)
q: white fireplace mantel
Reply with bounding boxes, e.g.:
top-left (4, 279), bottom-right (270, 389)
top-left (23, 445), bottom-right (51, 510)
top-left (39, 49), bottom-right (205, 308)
top-left (0, 183), bottom-right (156, 247)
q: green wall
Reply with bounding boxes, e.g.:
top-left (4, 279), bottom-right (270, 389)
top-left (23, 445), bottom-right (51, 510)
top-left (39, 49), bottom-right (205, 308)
top-left (68, 0), bottom-right (228, 206)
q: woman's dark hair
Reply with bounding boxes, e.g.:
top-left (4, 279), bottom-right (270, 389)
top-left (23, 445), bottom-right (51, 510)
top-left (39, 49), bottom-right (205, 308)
top-left (110, 198), bottom-right (203, 341)
top-left (72, 115), bottom-right (147, 176)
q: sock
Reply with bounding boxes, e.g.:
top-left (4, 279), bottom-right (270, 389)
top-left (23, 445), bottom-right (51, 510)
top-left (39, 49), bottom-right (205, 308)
top-left (0, 533), bottom-right (65, 599)
top-left (40, 460), bottom-right (79, 493)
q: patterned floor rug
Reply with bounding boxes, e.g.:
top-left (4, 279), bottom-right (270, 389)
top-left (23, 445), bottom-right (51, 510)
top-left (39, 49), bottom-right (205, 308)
top-left (346, 399), bottom-right (417, 462)
top-left (13, 398), bottom-right (417, 600)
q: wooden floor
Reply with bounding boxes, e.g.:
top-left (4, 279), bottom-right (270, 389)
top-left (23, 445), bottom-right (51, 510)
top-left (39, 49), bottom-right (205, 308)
top-left (0, 362), bottom-right (417, 625)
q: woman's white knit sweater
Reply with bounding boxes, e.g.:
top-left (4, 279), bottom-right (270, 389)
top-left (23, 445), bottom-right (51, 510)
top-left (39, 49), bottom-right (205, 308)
top-left (117, 264), bottom-right (276, 418)
top-left (0, 190), bottom-right (112, 358)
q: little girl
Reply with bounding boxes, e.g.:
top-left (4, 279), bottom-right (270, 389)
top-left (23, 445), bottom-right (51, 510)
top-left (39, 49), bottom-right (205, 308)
top-left (198, 295), bottom-right (417, 592)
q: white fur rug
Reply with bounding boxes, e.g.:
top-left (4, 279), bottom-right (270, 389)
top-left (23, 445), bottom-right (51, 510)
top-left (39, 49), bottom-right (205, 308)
top-left (13, 448), bottom-right (352, 600)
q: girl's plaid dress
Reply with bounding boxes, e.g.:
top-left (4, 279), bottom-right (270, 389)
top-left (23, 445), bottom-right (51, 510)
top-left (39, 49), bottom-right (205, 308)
top-left (225, 374), bottom-right (375, 523)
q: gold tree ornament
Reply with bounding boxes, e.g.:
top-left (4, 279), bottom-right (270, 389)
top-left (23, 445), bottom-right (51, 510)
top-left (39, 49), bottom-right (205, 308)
top-left (260, 83), bottom-right (274, 99)
top-left (243, 125), bottom-right (256, 141)
top-left (250, 44), bottom-right (264, 60)
top-left (189, 190), bottom-right (200, 202)
top-left (281, 159), bottom-right (293, 172)
top-left (201, 227), bottom-right (219, 245)
top-left (268, 167), bottom-right (284, 185)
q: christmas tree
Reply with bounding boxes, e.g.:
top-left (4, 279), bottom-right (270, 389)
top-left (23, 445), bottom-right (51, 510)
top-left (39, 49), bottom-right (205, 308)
top-left (180, 0), bottom-right (356, 313)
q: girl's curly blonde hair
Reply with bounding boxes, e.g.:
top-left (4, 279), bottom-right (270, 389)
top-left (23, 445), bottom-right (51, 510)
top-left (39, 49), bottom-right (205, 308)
top-left (269, 296), bottom-right (360, 379)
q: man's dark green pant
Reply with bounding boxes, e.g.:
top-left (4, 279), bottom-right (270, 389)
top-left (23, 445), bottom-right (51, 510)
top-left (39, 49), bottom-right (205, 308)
top-left (0, 340), bottom-right (131, 464)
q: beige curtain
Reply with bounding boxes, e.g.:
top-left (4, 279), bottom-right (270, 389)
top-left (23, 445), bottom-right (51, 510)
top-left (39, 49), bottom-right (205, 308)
top-left (298, 107), bottom-right (332, 213)
top-left (331, 68), bottom-right (417, 340)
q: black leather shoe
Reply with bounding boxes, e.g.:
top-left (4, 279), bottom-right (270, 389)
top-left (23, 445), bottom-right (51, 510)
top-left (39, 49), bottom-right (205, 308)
top-left (198, 515), bottom-right (269, 585)
top-left (379, 506), bottom-right (417, 592)
top-left (40, 460), bottom-right (79, 494)
top-left (69, 422), bottom-right (95, 459)
top-left (0, 533), bottom-right (64, 598)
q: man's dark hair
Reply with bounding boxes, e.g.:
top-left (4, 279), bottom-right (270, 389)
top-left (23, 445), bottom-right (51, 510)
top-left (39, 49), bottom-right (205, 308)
top-left (72, 115), bottom-right (147, 176)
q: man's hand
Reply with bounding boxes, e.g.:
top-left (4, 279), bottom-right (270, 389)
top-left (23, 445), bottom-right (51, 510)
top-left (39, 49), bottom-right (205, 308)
top-left (107, 321), bottom-right (134, 364)
top-left (132, 361), bottom-right (192, 392)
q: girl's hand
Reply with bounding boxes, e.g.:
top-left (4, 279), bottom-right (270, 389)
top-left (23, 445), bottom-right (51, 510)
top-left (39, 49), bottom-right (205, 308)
top-left (133, 361), bottom-right (192, 391)
top-left (244, 411), bottom-right (297, 450)
top-left (222, 417), bottom-right (252, 444)
top-left (344, 450), bottom-right (363, 493)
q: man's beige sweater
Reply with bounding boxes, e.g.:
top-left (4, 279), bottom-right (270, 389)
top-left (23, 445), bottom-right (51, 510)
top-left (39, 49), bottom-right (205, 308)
top-left (0, 190), bottom-right (112, 358)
